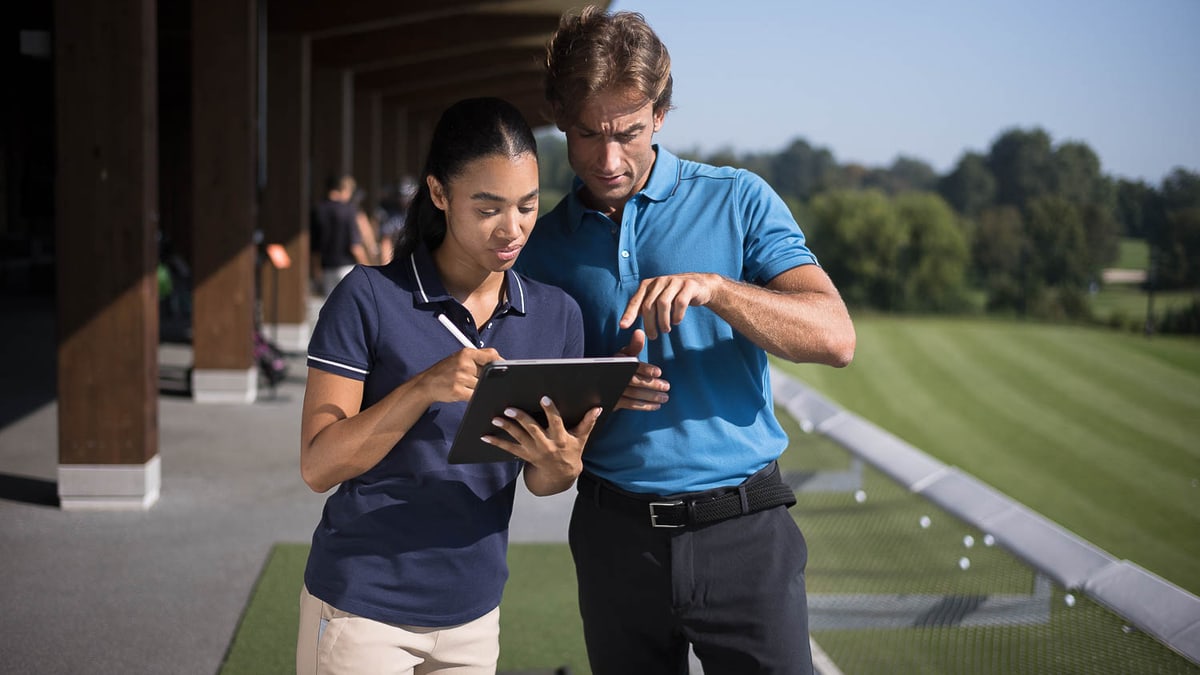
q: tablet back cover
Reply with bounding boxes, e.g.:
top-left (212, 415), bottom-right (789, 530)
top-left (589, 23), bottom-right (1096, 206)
top-left (447, 357), bottom-right (638, 464)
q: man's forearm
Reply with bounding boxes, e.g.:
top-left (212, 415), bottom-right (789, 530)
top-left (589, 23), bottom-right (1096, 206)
top-left (708, 267), bottom-right (855, 367)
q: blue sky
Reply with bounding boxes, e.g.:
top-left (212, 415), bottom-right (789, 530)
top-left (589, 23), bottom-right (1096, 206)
top-left (608, 0), bottom-right (1199, 184)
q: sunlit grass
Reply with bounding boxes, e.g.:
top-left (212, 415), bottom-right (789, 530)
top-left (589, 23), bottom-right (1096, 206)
top-left (779, 315), bottom-right (1200, 596)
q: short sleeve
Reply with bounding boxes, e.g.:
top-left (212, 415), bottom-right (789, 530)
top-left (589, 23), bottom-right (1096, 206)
top-left (737, 170), bottom-right (818, 284)
top-left (306, 268), bottom-right (376, 380)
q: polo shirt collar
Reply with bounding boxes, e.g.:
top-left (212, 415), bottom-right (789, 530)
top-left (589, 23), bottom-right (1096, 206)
top-left (405, 242), bottom-right (527, 315)
top-left (566, 144), bottom-right (680, 231)
top-left (641, 144), bottom-right (679, 202)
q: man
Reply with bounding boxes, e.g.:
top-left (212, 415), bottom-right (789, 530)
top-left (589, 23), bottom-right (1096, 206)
top-left (516, 7), bottom-right (856, 674)
top-left (311, 174), bottom-right (370, 297)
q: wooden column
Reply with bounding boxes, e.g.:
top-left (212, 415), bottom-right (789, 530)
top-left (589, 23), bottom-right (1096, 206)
top-left (54, 0), bottom-right (160, 509)
top-left (260, 32), bottom-right (311, 352)
top-left (310, 67), bottom-right (352, 201)
top-left (191, 0), bottom-right (258, 403)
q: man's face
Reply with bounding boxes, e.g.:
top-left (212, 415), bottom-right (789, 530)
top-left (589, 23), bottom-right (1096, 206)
top-left (563, 88), bottom-right (665, 219)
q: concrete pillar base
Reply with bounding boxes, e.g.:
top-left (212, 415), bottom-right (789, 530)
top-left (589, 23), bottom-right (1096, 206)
top-left (192, 367), bottom-right (257, 404)
top-left (58, 455), bottom-right (161, 511)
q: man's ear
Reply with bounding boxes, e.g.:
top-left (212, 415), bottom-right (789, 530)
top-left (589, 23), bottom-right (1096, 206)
top-left (427, 175), bottom-right (448, 211)
top-left (652, 106), bottom-right (666, 133)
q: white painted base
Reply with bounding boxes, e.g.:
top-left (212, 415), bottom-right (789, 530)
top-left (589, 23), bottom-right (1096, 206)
top-left (265, 321), bottom-right (310, 354)
top-left (192, 367), bottom-right (257, 404)
top-left (59, 455), bottom-right (161, 511)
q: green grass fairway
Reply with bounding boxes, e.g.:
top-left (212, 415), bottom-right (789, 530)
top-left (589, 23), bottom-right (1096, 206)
top-left (1116, 237), bottom-right (1150, 270)
top-left (1094, 237), bottom-right (1196, 325)
top-left (1090, 284), bottom-right (1196, 325)
top-left (778, 315), bottom-right (1200, 596)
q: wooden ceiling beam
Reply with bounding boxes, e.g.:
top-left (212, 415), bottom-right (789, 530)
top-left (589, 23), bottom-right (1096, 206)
top-left (382, 73), bottom-right (547, 114)
top-left (311, 13), bottom-right (559, 70)
top-left (354, 45), bottom-right (545, 94)
top-left (269, 0), bottom-right (573, 38)
top-left (269, 0), bottom-right (502, 38)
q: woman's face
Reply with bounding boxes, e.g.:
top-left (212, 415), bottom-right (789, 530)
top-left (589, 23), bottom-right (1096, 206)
top-left (429, 152), bottom-right (539, 275)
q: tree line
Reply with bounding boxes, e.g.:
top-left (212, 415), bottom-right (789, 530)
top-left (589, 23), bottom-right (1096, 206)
top-left (536, 128), bottom-right (1200, 332)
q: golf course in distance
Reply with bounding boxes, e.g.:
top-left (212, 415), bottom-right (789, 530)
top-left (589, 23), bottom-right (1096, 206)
top-left (776, 315), bottom-right (1200, 597)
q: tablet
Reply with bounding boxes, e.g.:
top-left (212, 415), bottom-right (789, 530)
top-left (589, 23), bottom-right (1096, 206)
top-left (447, 356), bottom-right (639, 464)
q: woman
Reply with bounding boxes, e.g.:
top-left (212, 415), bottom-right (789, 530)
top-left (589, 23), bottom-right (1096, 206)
top-left (297, 97), bottom-right (599, 674)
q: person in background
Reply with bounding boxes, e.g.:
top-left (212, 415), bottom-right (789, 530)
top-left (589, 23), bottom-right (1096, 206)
top-left (377, 177), bottom-right (417, 265)
top-left (516, 6), bottom-right (856, 674)
top-left (297, 97), bottom-right (599, 675)
top-left (310, 174), bottom-right (370, 297)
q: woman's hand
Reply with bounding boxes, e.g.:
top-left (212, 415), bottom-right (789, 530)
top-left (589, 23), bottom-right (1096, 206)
top-left (414, 347), bottom-right (502, 404)
top-left (483, 396), bottom-right (601, 496)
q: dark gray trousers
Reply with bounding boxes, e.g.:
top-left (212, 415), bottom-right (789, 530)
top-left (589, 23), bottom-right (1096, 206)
top-left (568, 476), bottom-right (813, 675)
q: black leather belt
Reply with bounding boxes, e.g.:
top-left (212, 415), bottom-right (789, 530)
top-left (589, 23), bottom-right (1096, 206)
top-left (577, 462), bottom-right (797, 529)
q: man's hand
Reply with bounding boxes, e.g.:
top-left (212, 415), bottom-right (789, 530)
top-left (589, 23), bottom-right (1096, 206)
top-left (614, 328), bottom-right (669, 411)
top-left (619, 273), bottom-right (721, 339)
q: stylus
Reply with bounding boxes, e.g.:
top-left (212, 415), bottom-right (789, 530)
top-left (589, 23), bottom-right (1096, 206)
top-left (437, 313), bottom-right (477, 350)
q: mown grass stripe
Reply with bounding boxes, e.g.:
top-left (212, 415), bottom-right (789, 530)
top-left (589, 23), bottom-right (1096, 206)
top-left (777, 315), bottom-right (1200, 596)
top-left (973, 325), bottom-right (1200, 481)
top-left (942, 325), bottom-right (1200, 574)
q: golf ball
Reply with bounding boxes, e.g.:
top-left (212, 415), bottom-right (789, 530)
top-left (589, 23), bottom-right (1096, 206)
top-left (854, 490), bottom-right (867, 503)
top-left (963, 535), bottom-right (975, 548)
top-left (919, 515), bottom-right (932, 529)
top-left (958, 557), bottom-right (970, 570)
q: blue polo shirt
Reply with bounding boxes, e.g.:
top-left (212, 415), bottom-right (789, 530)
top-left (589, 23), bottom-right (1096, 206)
top-left (517, 146), bottom-right (816, 495)
top-left (304, 244), bottom-right (583, 627)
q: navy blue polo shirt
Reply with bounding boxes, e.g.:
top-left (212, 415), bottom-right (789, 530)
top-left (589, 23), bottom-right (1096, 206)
top-left (518, 146), bottom-right (816, 495)
top-left (303, 244), bottom-right (583, 627)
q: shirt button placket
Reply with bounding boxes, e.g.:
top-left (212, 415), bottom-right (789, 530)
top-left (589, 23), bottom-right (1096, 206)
top-left (617, 209), bottom-right (638, 281)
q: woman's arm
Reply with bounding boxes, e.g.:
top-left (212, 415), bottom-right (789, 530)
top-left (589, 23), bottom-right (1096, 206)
top-left (299, 347), bottom-right (501, 493)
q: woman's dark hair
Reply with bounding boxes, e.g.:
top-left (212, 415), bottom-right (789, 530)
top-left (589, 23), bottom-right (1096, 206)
top-left (394, 97), bottom-right (537, 259)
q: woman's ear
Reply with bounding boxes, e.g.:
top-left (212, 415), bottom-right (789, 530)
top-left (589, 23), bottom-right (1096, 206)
top-left (427, 175), bottom-right (448, 211)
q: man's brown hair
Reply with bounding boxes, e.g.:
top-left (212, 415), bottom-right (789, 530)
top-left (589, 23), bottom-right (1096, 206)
top-left (544, 5), bottom-right (673, 129)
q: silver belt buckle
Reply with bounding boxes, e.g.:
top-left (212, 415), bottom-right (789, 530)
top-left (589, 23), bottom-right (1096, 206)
top-left (649, 500), bottom-right (685, 528)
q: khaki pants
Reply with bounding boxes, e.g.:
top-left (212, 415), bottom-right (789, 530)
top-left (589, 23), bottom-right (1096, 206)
top-left (297, 586), bottom-right (500, 675)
